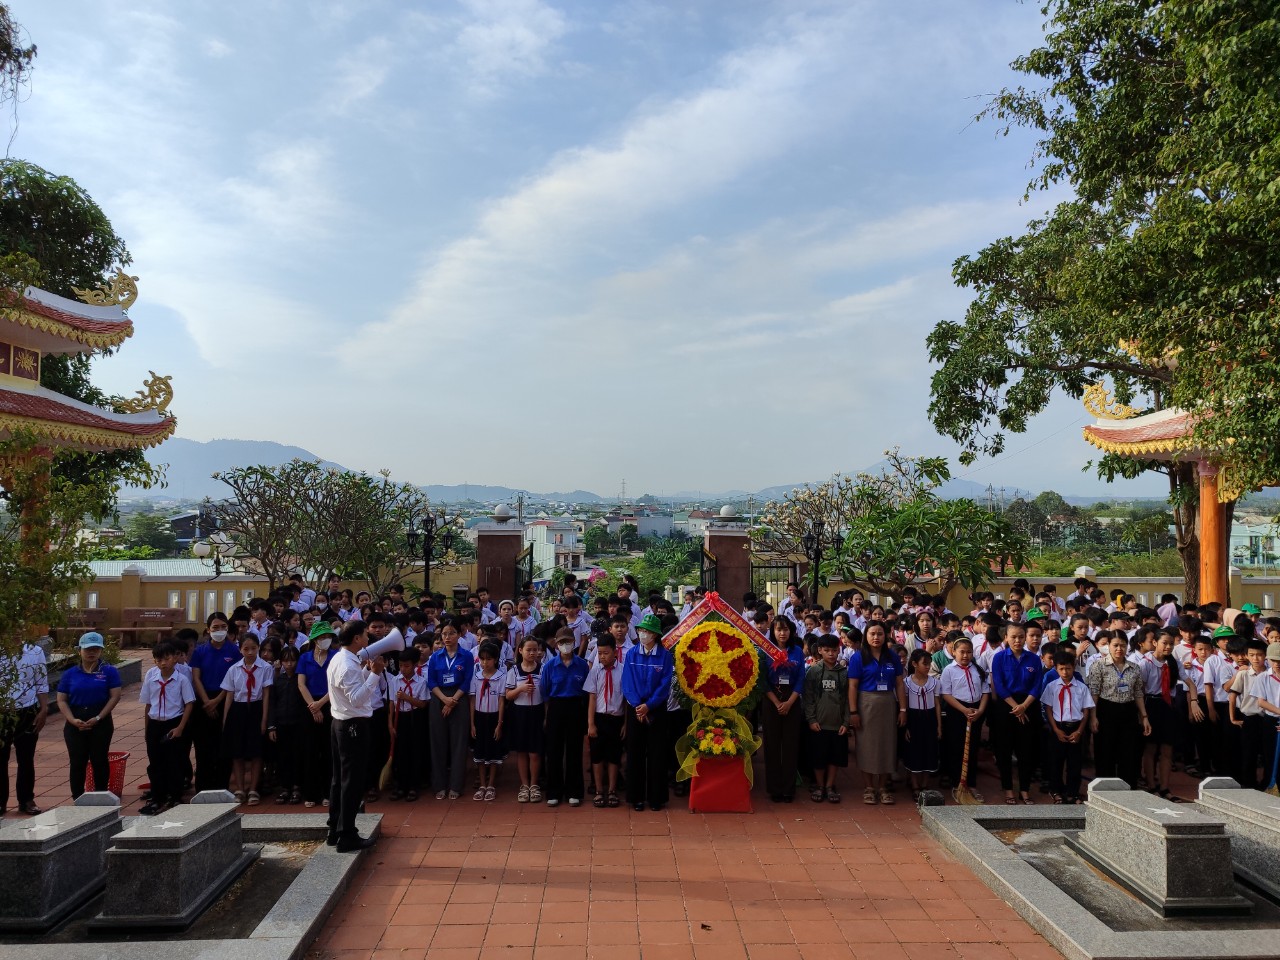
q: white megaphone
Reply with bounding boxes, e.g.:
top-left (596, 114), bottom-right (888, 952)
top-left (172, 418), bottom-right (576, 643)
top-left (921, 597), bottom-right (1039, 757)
top-left (359, 626), bottom-right (406, 662)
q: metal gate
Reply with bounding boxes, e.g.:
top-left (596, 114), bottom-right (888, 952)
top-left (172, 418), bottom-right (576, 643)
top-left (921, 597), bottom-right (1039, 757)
top-left (700, 545), bottom-right (717, 593)
top-left (515, 543), bottom-right (534, 591)
top-left (751, 558), bottom-right (798, 610)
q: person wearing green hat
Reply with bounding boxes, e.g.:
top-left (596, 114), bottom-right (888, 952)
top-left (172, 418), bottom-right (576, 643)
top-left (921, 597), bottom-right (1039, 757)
top-left (1242, 603), bottom-right (1262, 616)
top-left (55, 632), bottom-right (122, 799)
top-left (297, 621), bottom-right (337, 807)
top-left (1024, 608), bottom-right (1047, 624)
top-left (621, 614), bottom-right (674, 811)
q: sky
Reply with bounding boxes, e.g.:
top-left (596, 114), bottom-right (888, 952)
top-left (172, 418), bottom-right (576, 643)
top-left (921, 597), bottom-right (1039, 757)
top-left (11, 0), bottom-right (1171, 499)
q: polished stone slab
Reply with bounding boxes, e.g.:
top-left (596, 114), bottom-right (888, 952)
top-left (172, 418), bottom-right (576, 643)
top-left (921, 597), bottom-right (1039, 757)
top-left (91, 802), bottom-right (257, 929)
top-left (0, 800), bottom-right (121, 932)
top-left (1197, 777), bottom-right (1280, 901)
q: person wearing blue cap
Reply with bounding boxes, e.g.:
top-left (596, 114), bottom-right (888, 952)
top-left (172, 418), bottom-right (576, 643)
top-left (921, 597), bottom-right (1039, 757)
top-left (55, 633), bottom-right (122, 799)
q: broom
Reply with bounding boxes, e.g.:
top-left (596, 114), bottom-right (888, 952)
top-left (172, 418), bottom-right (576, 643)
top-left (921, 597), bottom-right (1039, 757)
top-left (952, 722), bottom-right (981, 805)
top-left (379, 701), bottom-right (397, 791)
top-left (1266, 728), bottom-right (1280, 797)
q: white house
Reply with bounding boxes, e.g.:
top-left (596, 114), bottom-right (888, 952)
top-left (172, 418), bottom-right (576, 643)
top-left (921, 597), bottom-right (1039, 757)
top-left (525, 519), bottom-right (584, 575)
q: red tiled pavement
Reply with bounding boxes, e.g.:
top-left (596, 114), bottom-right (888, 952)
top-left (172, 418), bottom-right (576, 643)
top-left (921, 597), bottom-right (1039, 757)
top-left (19, 687), bottom-right (1215, 959)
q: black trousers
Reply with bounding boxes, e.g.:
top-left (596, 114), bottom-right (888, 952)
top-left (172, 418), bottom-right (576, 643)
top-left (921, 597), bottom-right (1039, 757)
top-left (625, 704), bottom-right (669, 807)
top-left (942, 701), bottom-right (983, 788)
top-left (391, 709), bottom-right (422, 790)
top-left (63, 706), bottom-right (113, 799)
top-left (1217, 707), bottom-right (1242, 782)
top-left (1093, 699), bottom-right (1141, 787)
top-left (1048, 720), bottom-right (1083, 798)
top-left (302, 708), bottom-right (333, 803)
top-left (1189, 695), bottom-right (1218, 774)
top-left (0, 706), bottom-right (40, 809)
top-left (191, 703), bottom-right (230, 791)
top-left (545, 697), bottom-right (586, 802)
top-left (145, 716), bottom-right (186, 805)
top-left (274, 725), bottom-right (302, 790)
top-left (328, 716), bottom-right (369, 841)
top-left (760, 698), bottom-right (800, 798)
top-left (428, 696), bottom-right (469, 794)
top-left (990, 695), bottom-right (1040, 793)
top-left (1241, 714), bottom-right (1279, 790)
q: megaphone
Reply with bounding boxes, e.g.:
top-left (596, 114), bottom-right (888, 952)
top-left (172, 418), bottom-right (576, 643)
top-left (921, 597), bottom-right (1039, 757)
top-left (359, 627), bottom-right (406, 662)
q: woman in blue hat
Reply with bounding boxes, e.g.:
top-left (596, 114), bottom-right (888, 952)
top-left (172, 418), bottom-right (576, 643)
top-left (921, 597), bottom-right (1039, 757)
top-left (55, 633), bottom-right (122, 798)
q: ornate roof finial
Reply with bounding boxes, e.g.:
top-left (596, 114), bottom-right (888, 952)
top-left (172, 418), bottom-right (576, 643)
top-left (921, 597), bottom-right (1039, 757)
top-left (72, 267), bottom-right (139, 310)
top-left (1082, 381), bottom-right (1143, 421)
top-left (116, 371), bottom-right (174, 417)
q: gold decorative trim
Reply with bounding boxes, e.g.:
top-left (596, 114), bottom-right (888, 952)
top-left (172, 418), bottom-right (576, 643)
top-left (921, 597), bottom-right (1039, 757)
top-left (1, 304), bottom-right (133, 350)
top-left (0, 411), bottom-right (175, 451)
top-left (115, 371), bottom-right (174, 417)
top-left (1081, 429), bottom-right (1193, 458)
top-left (72, 268), bottom-right (139, 310)
top-left (1082, 381), bottom-right (1143, 420)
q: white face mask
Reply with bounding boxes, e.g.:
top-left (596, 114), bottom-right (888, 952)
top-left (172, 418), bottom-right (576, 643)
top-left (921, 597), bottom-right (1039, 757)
top-left (316, 638), bottom-right (332, 651)
top-left (557, 642), bottom-right (575, 657)
top-left (317, 601), bottom-right (328, 609)
top-left (209, 630), bottom-right (228, 643)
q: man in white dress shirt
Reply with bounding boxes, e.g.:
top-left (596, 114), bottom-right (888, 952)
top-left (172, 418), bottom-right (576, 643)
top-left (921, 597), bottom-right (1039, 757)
top-left (326, 621), bottom-right (384, 852)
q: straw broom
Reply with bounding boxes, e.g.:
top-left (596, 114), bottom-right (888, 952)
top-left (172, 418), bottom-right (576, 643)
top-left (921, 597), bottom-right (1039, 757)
top-left (952, 722), bottom-right (981, 805)
top-left (379, 702), bottom-right (397, 791)
top-left (1266, 728), bottom-right (1280, 798)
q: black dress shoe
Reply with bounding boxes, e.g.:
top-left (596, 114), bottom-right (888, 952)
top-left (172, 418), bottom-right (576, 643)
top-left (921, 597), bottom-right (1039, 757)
top-left (336, 835), bottom-right (377, 853)
top-left (18, 802), bottom-right (43, 816)
top-left (633, 802), bottom-right (645, 812)
top-left (325, 832), bottom-right (338, 847)
top-left (650, 803), bottom-right (665, 812)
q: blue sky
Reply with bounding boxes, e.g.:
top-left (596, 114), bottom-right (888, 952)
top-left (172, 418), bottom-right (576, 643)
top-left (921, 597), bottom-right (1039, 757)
top-left (12, 0), bottom-right (1170, 498)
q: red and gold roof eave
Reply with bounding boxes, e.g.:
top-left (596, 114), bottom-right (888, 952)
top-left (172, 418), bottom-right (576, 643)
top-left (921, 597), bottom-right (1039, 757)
top-left (0, 286), bottom-right (133, 353)
top-left (0, 385), bottom-right (174, 453)
top-left (1081, 408), bottom-right (1200, 461)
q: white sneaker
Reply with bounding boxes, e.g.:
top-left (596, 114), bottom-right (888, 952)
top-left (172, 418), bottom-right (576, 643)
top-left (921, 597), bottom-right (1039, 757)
top-left (546, 798), bottom-right (560, 807)
top-left (568, 797), bottom-right (581, 807)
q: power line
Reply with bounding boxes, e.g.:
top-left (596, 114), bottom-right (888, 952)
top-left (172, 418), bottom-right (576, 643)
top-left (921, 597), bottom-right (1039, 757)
top-left (951, 417), bottom-right (1087, 481)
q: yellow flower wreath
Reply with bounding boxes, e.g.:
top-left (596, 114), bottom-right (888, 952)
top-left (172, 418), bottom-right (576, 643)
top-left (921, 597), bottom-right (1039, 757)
top-left (673, 620), bottom-right (761, 709)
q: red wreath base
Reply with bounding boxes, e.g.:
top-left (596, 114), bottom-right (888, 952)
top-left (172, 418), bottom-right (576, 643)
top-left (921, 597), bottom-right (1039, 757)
top-left (688, 754), bottom-right (753, 814)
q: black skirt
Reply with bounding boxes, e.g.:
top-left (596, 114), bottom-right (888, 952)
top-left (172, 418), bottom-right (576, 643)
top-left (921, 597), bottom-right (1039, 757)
top-left (472, 709), bottom-right (508, 764)
top-left (223, 700), bottom-right (264, 760)
top-left (901, 706), bottom-right (940, 773)
top-left (1146, 695), bottom-right (1175, 746)
top-left (506, 702), bottom-right (545, 754)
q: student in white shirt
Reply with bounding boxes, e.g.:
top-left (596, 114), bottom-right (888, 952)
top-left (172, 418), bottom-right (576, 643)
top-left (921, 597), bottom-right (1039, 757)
top-left (140, 640), bottom-right (196, 814)
top-left (220, 635), bottom-right (274, 805)
top-left (584, 635), bottom-right (626, 807)
top-left (1041, 650), bottom-right (1095, 802)
top-left (0, 640), bottom-right (49, 816)
top-left (939, 637), bottom-right (990, 801)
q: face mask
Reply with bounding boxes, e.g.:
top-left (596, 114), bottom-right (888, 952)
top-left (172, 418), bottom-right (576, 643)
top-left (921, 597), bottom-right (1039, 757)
top-left (316, 638), bottom-right (332, 651)
top-left (209, 630), bottom-right (228, 643)
top-left (317, 601), bottom-right (328, 609)
top-left (557, 642), bottom-right (575, 656)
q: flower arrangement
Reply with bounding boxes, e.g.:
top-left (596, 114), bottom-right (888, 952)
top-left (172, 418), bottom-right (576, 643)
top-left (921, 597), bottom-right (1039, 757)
top-left (692, 716), bottom-right (742, 757)
top-left (673, 619), bottom-right (761, 709)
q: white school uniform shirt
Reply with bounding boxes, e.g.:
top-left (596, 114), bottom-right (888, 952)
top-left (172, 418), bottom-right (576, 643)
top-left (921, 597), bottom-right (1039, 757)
top-left (478, 606), bottom-right (497, 625)
top-left (470, 667), bottom-right (505, 714)
top-left (904, 675), bottom-right (940, 711)
top-left (289, 599), bottom-right (309, 613)
top-left (1, 643), bottom-right (49, 709)
top-left (458, 632), bottom-right (479, 652)
top-left (220, 659), bottom-right (273, 703)
top-left (511, 616), bottom-right (537, 644)
top-left (386, 672), bottom-right (427, 712)
top-left (1138, 653), bottom-right (1174, 700)
top-left (1042, 677), bottom-right (1095, 723)
top-left (586, 637), bottom-right (633, 666)
top-left (566, 612), bottom-right (593, 647)
top-left (246, 619), bottom-right (273, 642)
top-left (583, 660), bottom-right (626, 717)
top-left (1182, 657), bottom-right (1209, 696)
top-left (1250, 671), bottom-right (1280, 717)
top-left (1204, 654), bottom-right (1238, 703)
top-left (939, 662), bottom-right (989, 702)
top-left (505, 664), bottom-right (545, 706)
top-left (139, 670), bottom-right (196, 721)
top-left (680, 603), bottom-right (693, 618)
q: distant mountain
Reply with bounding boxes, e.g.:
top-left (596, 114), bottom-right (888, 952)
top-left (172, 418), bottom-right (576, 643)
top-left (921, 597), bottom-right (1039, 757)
top-left (419, 485), bottom-right (607, 504)
top-left (139, 438), bottom-right (348, 501)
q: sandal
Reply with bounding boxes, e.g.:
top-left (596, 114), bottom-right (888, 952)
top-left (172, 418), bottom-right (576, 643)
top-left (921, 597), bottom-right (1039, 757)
top-left (827, 788), bottom-right (841, 804)
top-left (811, 785), bottom-right (826, 803)
top-left (863, 787), bottom-right (878, 805)
top-left (1021, 794), bottom-right (1035, 805)
top-left (435, 791), bottom-right (446, 800)
top-left (406, 790), bottom-right (418, 802)
top-left (390, 789), bottom-right (404, 801)
top-left (473, 788), bottom-right (487, 801)
top-left (484, 786), bottom-right (496, 801)
top-left (247, 791), bottom-right (261, 806)
top-left (593, 793), bottom-right (606, 808)
top-left (1052, 796), bottom-right (1065, 805)
top-left (276, 791), bottom-right (290, 805)
top-left (448, 791), bottom-right (460, 800)
top-left (529, 785), bottom-right (543, 803)
top-left (517, 785), bottom-right (531, 803)
top-left (1004, 794), bottom-right (1018, 805)
top-left (303, 800), bottom-right (316, 808)
top-left (880, 789), bottom-right (896, 806)
top-left (234, 790), bottom-right (247, 805)
top-left (607, 792), bottom-right (620, 808)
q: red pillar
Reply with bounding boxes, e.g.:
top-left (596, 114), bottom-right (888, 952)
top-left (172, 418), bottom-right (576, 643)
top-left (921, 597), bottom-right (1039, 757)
top-left (1198, 461), bottom-right (1228, 605)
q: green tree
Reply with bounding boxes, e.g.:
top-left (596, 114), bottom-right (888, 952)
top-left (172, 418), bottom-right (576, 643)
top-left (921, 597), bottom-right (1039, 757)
top-left (1004, 498), bottom-right (1048, 540)
top-left (618, 523), bottom-right (639, 551)
top-left (122, 512), bottom-right (179, 555)
top-left (926, 1), bottom-right (1280, 601)
top-left (583, 525), bottom-right (611, 557)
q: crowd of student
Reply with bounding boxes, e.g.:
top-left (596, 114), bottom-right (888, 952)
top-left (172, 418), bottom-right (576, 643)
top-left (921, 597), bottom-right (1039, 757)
top-left (4, 572), bottom-right (1280, 823)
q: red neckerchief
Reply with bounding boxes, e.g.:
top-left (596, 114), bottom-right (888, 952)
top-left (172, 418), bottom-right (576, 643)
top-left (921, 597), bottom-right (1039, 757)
top-left (1058, 680), bottom-right (1073, 720)
top-left (603, 664), bottom-right (615, 712)
top-left (959, 663), bottom-right (976, 699)
top-left (242, 663), bottom-right (256, 701)
top-left (157, 676), bottom-right (172, 716)
top-left (1161, 660), bottom-right (1171, 705)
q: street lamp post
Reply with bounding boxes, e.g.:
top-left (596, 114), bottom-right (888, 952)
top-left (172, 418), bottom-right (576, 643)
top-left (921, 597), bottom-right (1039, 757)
top-left (800, 518), bottom-right (824, 604)
top-left (191, 497), bottom-right (222, 578)
top-left (407, 510), bottom-right (455, 595)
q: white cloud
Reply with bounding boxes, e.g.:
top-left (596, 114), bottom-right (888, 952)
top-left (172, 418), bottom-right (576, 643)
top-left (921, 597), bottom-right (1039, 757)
top-left (204, 37), bottom-right (233, 59)
top-left (454, 0), bottom-right (568, 95)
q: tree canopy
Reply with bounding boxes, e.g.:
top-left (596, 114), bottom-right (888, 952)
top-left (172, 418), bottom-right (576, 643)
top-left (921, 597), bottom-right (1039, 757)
top-left (926, 0), bottom-right (1280, 600)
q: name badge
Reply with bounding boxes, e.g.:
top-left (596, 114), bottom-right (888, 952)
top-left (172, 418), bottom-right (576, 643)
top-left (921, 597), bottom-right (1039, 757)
top-left (442, 672), bottom-right (456, 686)
top-left (778, 676), bottom-right (791, 687)
top-left (876, 683), bottom-right (889, 692)
top-left (1116, 681), bottom-right (1129, 694)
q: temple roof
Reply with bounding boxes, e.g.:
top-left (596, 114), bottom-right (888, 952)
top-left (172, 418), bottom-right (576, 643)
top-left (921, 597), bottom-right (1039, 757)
top-left (1, 286), bottom-right (133, 353)
top-left (0, 383), bottom-right (174, 452)
top-left (1081, 408), bottom-right (1197, 459)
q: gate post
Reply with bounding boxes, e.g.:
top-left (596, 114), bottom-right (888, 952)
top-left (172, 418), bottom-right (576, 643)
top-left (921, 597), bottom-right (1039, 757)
top-left (704, 505), bottom-right (751, 609)
top-left (474, 505), bottom-right (526, 601)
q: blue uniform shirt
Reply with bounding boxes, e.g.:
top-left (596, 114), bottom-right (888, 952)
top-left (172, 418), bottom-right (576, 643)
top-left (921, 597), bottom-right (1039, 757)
top-left (426, 646), bottom-right (476, 693)
top-left (769, 658), bottom-right (806, 698)
top-left (540, 655), bottom-right (591, 699)
top-left (991, 647), bottom-right (1042, 699)
top-left (846, 649), bottom-right (902, 691)
top-left (296, 650), bottom-right (333, 699)
top-left (190, 639), bottom-right (242, 695)
top-left (621, 641), bottom-right (674, 712)
top-left (57, 663), bottom-right (121, 710)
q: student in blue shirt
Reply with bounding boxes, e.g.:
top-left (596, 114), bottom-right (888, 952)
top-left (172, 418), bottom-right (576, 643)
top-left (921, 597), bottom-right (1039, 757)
top-left (540, 627), bottom-right (590, 806)
top-left (846, 623), bottom-right (908, 805)
top-left (295, 621), bottom-right (334, 806)
top-left (426, 620), bottom-right (475, 799)
top-left (189, 613), bottom-right (243, 792)
top-left (55, 633), bottom-right (122, 799)
top-left (621, 615), bottom-right (675, 811)
top-left (762, 622), bottom-right (806, 804)
top-left (989, 621), bottom-right (1042, 804)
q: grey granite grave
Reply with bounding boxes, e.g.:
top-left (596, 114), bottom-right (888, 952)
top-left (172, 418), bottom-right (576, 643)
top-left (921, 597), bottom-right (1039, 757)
top-left (1067, 778), bottom-right (1250, 917)
top-left (1196, 777), bottom-right (1280, 901)
top-left (90, 800), bottom-right (259, 929)
top-left (0, 794), bottom-right (121, 932)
